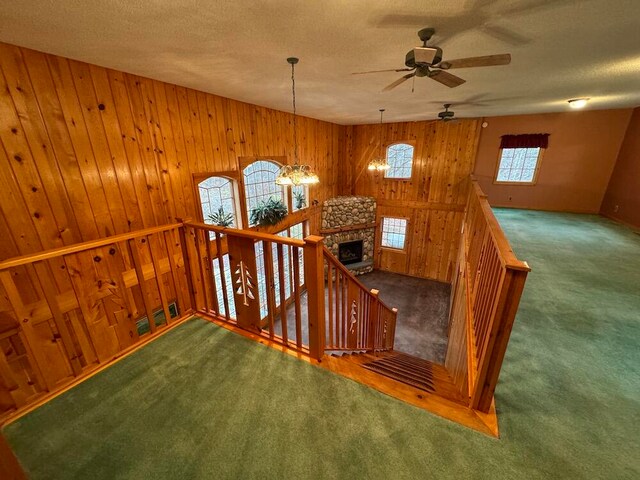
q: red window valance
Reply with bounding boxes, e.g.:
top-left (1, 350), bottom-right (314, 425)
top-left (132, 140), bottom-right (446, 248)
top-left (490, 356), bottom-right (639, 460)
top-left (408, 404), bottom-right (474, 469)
top-left (500, 134), bottom-right (549, 149)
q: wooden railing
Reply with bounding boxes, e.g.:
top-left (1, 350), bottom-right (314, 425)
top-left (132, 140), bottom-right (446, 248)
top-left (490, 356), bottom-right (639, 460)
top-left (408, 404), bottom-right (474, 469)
top-left (323, 247), bottom-right (397, 352)
top-left (0, 223), bottom-right (191, 421)
top-left (180, 221), bottom-right (320, 356)
top-left (0, 220), bottom-right (398, 421)
top-left (446, 181), bottom-right (530, 412)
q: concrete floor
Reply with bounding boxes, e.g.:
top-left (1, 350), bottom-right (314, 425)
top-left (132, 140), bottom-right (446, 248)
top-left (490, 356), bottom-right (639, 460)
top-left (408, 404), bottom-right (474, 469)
top-left (358, 271), bottom-right (451, 363)
top-left (277, 270), bottom-right (451, 364)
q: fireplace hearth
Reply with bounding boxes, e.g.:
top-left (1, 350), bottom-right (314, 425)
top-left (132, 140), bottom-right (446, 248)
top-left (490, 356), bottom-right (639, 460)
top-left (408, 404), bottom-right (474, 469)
top-left (338, 240), bottom-right (363, 266)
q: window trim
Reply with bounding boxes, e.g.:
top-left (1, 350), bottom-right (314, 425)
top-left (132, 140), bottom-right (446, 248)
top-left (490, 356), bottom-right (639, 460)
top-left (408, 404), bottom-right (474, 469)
top-left (493, 147), bottom-right (545, 186)
top-left (193, 171), bottom-right (243, 228)
top-left (383, 141), bottom-right (416, 181)
top-left (379, 216), bottom-right (409, 252)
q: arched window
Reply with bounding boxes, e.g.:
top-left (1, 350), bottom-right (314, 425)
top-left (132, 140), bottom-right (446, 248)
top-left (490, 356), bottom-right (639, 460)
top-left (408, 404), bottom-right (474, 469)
top-left (384, 143), bottom-right (414, 179)
top-left (243, 160), bottom-right (287, 226)
top-left (198, 176), bottom-right (239, 227)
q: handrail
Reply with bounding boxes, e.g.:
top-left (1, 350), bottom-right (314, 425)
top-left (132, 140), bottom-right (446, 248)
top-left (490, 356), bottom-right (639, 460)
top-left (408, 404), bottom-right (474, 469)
top-left (322, 246), bottom-right (397, 352)
top-left (471, 182), bottom-right (530, 271)
top-left (0, 223), bottom-right (183, 270)
top-left (183, 221), bottom-right (305, 248)
top-left (322, 246), bottom-right (394, 312)
top-left (446, 179), bottom-right (530, 413)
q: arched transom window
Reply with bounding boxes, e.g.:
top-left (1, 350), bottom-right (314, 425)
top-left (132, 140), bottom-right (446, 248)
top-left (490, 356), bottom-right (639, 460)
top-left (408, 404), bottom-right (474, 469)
top-left (384, 143), bottom-right (415, 179)
top-left (198, 176), bottom-right (239, 227)
top-left (243, 160), bottom-right (287, 226)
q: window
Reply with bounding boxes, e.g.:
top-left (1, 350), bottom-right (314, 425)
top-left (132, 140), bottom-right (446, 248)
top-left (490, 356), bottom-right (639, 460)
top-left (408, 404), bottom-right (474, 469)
top-left (384, 143), bottom-right (414, 179)
top-left (495, 147), bottom-right (542, 184)
top-left (243, 160), bottom-right (287, 225)
top-left (291, 185), bottom-right (308, 212)
top-left (381, 217), bottom-right (407, 250)
top-left (198, 176), bottom-right (239, 227)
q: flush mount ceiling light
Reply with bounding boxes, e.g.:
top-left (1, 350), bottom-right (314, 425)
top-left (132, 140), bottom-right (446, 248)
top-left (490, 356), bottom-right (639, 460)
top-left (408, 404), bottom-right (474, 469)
top-left (568, 98), bottom-right (589, 109)
top-left (367, 109), bottom-right (390, 172)
top-left (276, 57), bottom-right (319, 186)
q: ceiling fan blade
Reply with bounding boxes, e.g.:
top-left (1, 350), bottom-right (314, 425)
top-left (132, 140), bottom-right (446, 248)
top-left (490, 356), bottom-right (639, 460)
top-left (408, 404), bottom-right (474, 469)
top-left (437, 54), bottom-right (511, 70)
top-left (382, 72), bottom-right (416, 92)
top-left (428, 70), bottom-right (466, 88)
top-left (351, 68), bottom-right (414, 75)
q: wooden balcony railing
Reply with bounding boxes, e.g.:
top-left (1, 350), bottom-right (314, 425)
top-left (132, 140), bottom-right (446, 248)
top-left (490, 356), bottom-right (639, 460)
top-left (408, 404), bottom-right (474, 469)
top-left (323, 247), bottom-right (397, 352)
top-left (4, 201), bottom-right (536, 424)
top-left (0, 223), bottom-right (191, 421)
top-left (446, 181), bottom-right (530, 412)
top-left (181, 221), bottom-right (320, 357)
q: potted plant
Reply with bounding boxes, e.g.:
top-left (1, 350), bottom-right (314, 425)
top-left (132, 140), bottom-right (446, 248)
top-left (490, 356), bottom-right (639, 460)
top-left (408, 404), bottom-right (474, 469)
top-left (207, 206), bottom-right (234, 227)
top-left (250, 197), bottom-right (288, 226)
top-left (293, 190), bottom-right (307, 210)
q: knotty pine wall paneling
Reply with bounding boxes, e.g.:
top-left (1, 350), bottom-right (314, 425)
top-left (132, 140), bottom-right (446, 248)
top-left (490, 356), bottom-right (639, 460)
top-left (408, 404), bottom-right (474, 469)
top-left (347, 119), bottom-right (482, 282)
top-left (0, 43), bottom-right (342, 413)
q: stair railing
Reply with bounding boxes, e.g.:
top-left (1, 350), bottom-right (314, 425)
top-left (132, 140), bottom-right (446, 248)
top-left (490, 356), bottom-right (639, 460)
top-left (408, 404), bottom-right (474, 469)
top-left (322, 247), bottom-right (398, 353)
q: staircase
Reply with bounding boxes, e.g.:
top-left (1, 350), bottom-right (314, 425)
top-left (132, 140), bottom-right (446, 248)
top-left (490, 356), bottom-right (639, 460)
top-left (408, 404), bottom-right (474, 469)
top-left (362, 352), bottom-right (435, 392)
top-left (329, 350), bottom-right (466, 404)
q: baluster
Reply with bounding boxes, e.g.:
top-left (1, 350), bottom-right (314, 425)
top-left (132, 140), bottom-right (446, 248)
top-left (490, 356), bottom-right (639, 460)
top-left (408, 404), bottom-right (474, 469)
top-left (178, 225), bottom-right (197, 312)
top-left (369, 289), bottom-right (379, 351)
top-left (204, 233), bottom-right (220, 315)
top-left (127, 238), bottom-right (157, 333)
top-left (214, 232), bottom-right (230, 321)
top-left (292, 246), bottom-right (302, 349)
top-left (327, 260), bottom-right (336, 347)
top-left (147, 234), bottom-right (172, 326)
top-left (164, 229), bottom-right (187, 317)
top-left (276, 243), bottom-right (288, 344)
top-left (263, 241), bottom-right (276, 340)
top-left (193, 228), bottom-right (212, 313)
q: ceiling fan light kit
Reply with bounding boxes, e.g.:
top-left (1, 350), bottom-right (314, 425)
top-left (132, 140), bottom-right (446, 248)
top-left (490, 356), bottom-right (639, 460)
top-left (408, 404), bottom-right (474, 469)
top-left (275, 57), bottom-right (320, 187)
top-left (368, 109), bottom-right (391, 172)
top-left (438, 104), bottom-right (456, 122)
top-left (353, 27), bottom-right (511, 92)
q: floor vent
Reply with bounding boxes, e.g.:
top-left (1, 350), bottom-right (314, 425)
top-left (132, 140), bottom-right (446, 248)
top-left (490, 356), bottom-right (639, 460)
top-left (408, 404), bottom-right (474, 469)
top-left (362, 353), bottom-right (435, 392)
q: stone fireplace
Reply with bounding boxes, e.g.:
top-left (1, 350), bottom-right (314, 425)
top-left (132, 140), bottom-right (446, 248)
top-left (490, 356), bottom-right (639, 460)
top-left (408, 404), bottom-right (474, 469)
top-left (321, 196), bottom-right (376, 275)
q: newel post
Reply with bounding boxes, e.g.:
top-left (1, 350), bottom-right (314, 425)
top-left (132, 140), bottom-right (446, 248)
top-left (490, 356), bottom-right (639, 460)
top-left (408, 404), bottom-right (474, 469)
top-left (303, 235), bottom-right (325, 361)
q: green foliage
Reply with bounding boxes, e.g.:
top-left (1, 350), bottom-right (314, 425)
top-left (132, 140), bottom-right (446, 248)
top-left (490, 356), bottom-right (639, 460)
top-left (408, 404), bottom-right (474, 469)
top-left (293, 190), bottom-right (307, 210)
top-left (250, 197), bottom-right (288, 226)
top-left (207, 206), bottom-right (234, 227)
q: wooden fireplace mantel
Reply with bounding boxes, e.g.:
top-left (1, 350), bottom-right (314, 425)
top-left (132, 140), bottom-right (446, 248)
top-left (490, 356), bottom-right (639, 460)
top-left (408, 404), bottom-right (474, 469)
top-left (319, 222), bottom-right (377, 235)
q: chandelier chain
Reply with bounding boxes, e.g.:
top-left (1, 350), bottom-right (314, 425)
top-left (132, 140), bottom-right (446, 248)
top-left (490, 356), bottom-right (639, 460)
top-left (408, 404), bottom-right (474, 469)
top-left (291, 61), bottom-right (298, 165)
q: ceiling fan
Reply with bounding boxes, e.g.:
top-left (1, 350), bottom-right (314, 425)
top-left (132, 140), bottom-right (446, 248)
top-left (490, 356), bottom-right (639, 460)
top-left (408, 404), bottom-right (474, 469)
top-left (438, 104), bottom-right (456, 122)
top-left (353, 28), bottom-right (511, 91)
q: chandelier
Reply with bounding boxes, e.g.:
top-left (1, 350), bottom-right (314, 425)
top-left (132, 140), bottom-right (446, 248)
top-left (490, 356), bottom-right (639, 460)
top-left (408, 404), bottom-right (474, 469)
top-left (276, 58), bottom-right (320, 186)
top-left (368, 108), bottom-right (390, 172)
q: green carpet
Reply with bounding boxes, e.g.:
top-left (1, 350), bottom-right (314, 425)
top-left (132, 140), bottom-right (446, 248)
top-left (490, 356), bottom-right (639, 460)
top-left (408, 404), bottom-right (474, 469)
top-left (3, 210), bottom-right (639, 479)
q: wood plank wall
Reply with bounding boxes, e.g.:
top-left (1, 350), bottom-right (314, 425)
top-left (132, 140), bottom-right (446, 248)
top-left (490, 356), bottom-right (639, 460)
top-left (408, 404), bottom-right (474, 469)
top-left (0, 42), bottom-right (343, 324)
top-left (345, 119), bottom-right (482, 283)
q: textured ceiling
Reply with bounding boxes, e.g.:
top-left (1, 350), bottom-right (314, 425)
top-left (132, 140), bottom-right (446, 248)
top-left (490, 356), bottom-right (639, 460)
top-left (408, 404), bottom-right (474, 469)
top-left (1, 0), bottom-right (639, 124)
